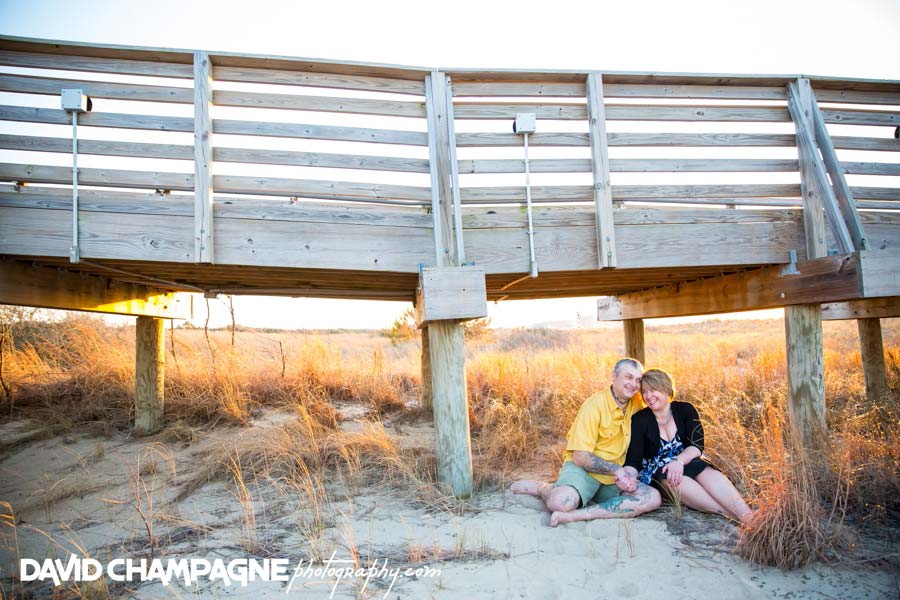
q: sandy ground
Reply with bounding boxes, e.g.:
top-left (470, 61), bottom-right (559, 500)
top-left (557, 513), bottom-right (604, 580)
top-left (1, 409), bottom-right (898, 600)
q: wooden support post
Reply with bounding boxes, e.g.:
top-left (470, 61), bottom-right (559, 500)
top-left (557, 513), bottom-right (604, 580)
top-left (784, 304), bottom-right (825, 444)
top-left (424, 71), bottom-right (474, 498)
top-left (623, 318), bottom-right (645, 364)
top-left (427, 320), bottom-right (472, 498)
top-left (135, 316), bottom-right (165, 435)
top-left (857, 318), bottom-right (888, 404)
top-left (421, 325), bottom-right (432, 410)
top-left (193, 50), bottom-right (214, 263)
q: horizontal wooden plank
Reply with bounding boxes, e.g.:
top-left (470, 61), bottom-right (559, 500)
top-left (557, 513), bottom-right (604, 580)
top-left (0, 257), bottom-right (192, 318)
top-left (213, 65), bottom-right (425, 95)
top-left (0, 163), bottom-right (432, 203)
top-left (456, 132), bottom-right (590, 147)
top-left (596, 253), bottom-right (863, 320)
top-left (822, 109), bottom-right (900, 127)
top-left (0, 105), bottom-right (194, 131)
top-left (842, 162), bottom-right (900, 176)
top-left (0, 206), bottom-right (430, 272)
top-left (461, 206), bottom-right (802, 229)
top-left (213, 118), bottom-right (427, 146)
top-left (821, 297), bottom-right (900, 320)
top-left (0, 163), bottom-right (194, 190)
top-left (0, 36), bottom-right (194, 65)
top-left (213, 147), bottom-right (430, 173)
top-left (213, 174), bottom-right (431, 203)
top-left (457, 158), bottom-right (798, 174)
top-left (450, 82), bottom-right (586, 97)
top-left (0, 185), bottom-right (433, 227)
top-left (0, 50), bottom-right (194, 78)
top-left (453, 103), bottom-right (790, 121)
top-left (466, 220), bottom-right (806, 274)
top-left (213, 90), bottom-right (426, 117)
top-left (0, 74), bottom-right (192, 103)
top-left (813, 89), bottom-right (900, 106)
top-left (459, 184), bottom-right (802, 203)
top-left (0, 134), bottom-right (192, 160)
top-left (456, 132), bottom-right (802, 148)
top-left (831, 136), bottom-right (900, 152)
top-left (851, 187), bottom-right (900, 201)
top-left (0, 206), bottom-right (194, 261)
top-left (603, 84), bottom-right (787, 100)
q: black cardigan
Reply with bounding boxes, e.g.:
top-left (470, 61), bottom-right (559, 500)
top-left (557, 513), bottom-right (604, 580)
top-left (624, 401), bottom-right (705, 472)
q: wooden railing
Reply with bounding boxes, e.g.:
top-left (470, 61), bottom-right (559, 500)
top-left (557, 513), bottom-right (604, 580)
top-left (0, 36), bottom-right (898, 271)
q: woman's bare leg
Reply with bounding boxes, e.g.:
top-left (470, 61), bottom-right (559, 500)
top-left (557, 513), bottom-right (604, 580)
top-left (694, 468), bottom-right (753, 523)
top-left (662, 476), bottom-right (729, 517)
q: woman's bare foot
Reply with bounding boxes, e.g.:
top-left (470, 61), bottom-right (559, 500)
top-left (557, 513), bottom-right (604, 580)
top-left (739, 509), bottom-right (758, 527)
top-left (510, 480), bottom-right (549, 497)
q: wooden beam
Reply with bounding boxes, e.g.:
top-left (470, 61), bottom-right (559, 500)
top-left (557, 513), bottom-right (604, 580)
top-left (623, 319), bottom-right (645, 364)
top-left (858, 249), bottom-right (900, 297)
top-left (788, 79), bottom-right (847, 256)
top-left (194, 50), bottom-right (214, 263)
top-left (135, 316), bottom-right (165, 435)
top-left (586, 73), bottom-right (616, 268)
top-left (427, 320), bottom-right (473, 498)
top-left (821, 297), bottom-right (900, 320)
top-left (421, 326), bottom-right (432, 411)
top-left (857, 318), bottom-right (888, 404)
top-left (0, 258), bottom-right (192, 319)
top-left (596, 253), bottom-right (862, 321)
top-left (810, 90), bottom-right (867, 251)
top-left (785, 304), bottom-right (825, 444)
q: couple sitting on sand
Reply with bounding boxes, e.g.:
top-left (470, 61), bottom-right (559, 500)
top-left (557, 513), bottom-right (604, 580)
top-left (512, 358), bottom-right (753, 527)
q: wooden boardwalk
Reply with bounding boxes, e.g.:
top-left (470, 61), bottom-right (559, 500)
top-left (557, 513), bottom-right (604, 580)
top-left (1, 36), bottom-right (898, 495)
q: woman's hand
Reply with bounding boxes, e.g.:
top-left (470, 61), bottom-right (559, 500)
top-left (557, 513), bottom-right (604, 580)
top-left (662, 458), bottom-right (684, 487)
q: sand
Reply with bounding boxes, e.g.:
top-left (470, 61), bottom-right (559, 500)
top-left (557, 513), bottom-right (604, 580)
top-left (1, 409), bottom-right (897, 600)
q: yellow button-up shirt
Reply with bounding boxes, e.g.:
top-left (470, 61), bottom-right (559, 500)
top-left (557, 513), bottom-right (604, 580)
top-left (562, 387), bottom-right (642, 485)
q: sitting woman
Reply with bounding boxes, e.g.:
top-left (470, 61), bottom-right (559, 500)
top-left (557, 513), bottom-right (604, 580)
top-left (624, 368), bottom-right (754, 524)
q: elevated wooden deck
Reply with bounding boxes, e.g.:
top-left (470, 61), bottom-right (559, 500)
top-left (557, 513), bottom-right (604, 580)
top-left (1, 36), bottom-right (898, 310)
top-left (2, 36), bottom-right (899, 497)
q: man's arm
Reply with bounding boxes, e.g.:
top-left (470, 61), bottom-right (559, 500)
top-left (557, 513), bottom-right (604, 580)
top-left (572, 450), bottom-right (620, 475)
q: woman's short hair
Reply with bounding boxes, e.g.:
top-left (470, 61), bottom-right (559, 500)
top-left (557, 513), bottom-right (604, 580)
top-left (641, 368), bottom-right (676, 399)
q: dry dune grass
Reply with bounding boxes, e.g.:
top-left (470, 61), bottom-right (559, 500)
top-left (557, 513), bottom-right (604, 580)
top-left (2, 313), bottom-right (899, 573)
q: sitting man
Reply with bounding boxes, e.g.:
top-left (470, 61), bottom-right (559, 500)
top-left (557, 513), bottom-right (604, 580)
top-left (511, 358), bottom-right (661, 526)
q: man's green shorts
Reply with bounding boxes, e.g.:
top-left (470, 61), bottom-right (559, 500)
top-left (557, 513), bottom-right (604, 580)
top-left (553, 461), bottom-right (621, 508)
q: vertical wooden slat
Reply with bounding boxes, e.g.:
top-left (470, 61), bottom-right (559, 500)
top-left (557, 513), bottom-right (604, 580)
top-left (193, 50), bottom-right (214, 263)
top-left (785, 304), bottom-right (826, 444)
top-left (135, 316), bottom-right (165, 435)
top-left (809, 93), bottom-right (867, 251)
top-left (425, 72), bottom-right (456, 267)
top-left (623, 318), bottom-right (645, 364)
top-left (586, 73), bottom-right (616, 268)
top-left (788, 79), bottom-right (853, 256)
top-left (857, 318), bottom-right (888, 404)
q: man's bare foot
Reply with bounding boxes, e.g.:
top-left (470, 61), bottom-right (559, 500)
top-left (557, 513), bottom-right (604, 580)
top-left (549, 510), bottom-right (576, 527)
top-left (510, 480), bottom-right (548, 497)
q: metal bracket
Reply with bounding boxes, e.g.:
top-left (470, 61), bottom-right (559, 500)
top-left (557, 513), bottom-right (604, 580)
top-left (781, 249), bottom-right (800, 275)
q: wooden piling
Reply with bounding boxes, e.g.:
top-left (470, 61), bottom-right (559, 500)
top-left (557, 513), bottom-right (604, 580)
top-left (135, 316), bottom-right (165, 435)
top-left (623, 318), bottom-right (645, 364)
top-left (784, 304), bottom-right (825, 443)
top-left (857, 318), bottom-right (888, 404)
top-left (428, 320), bottom-right (473, 498)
